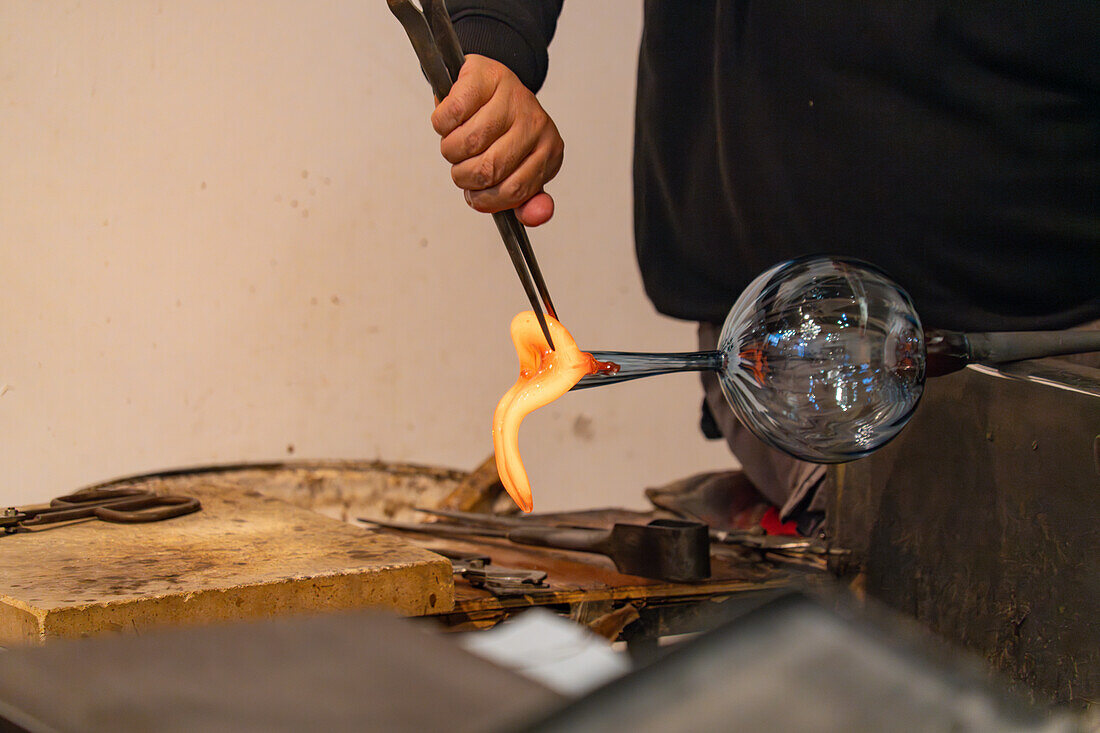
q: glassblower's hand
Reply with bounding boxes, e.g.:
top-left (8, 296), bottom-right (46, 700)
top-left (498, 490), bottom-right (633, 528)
top-left (431, 55), bottom-right (563, 227)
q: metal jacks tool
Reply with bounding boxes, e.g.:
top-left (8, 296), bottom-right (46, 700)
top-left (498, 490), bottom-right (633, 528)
top-left (387, 0), bottom-right (559, 349)
top-left (384, 509), bottom-right (712, 583)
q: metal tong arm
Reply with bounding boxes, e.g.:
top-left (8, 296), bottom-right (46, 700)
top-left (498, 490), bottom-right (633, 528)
top-left (416, 507), bottom-right (538, 528)
top-left (361, 517), bottom-right (507, 539)
top-left (386, 0), bottom-right (455, 102)
top-left (386, 0), bottom-right (557, 349)
top-left (415, 507), bottom-right (615, 553)
top-left (371, 511), bottom-right (614, 554)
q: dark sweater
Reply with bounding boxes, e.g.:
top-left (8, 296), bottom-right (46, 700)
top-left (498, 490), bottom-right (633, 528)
top-left (450, 1), bottom-right (1100, 331)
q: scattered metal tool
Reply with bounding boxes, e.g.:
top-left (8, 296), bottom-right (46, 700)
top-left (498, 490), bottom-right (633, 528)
top-left (711, 529), bottom-right (850, 558)
top-left (399, 509), bottom-right (712, 582)
top-left (387, 0), bottom-right (558, 349)
top-left (430, 548), bottom-right (550, 597)
top-left (2, 487), bottom-right (202, 535)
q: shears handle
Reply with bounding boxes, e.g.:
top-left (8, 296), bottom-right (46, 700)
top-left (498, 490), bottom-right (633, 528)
top-left (92, 494), bottom-right (202, 523)
top-left (22, 488), bottom-right (202, 526)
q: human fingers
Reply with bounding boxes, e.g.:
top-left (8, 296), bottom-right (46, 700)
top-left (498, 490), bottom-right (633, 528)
top-left (438, 85), bottom-right (514, 165)
top-left (430, 55), bottom-right (502, 138)
top-left (464, 187), bottom-right (555, 227)
top-left (463, 137), bottom-right (563, 215)
top-left (448, 111), bottom-right (542, 191)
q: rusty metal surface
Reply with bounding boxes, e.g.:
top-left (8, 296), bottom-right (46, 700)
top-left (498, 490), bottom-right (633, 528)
top-left (827, 359), bottom-right (1100, 706)
top-left (416, 533), bottom-right (781, 613)
top-left (377, 508), bottom-right (796, 636)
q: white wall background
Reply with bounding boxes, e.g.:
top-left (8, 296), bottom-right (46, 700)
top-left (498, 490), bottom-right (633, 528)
top-left (0, 1), bottom-right (734, 510)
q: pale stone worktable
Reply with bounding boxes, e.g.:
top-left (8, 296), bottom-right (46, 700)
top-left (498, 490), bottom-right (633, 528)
top-left (0, 483), bottom-right (453, 644)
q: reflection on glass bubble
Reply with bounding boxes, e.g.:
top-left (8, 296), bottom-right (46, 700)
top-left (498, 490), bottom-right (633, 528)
top-left (716, 256), bottom-right (925, 462)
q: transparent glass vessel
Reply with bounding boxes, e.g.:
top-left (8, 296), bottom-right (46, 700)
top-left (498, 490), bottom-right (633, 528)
top-left (574, 255), bottom-right (1100, 463)
top-left (713, 256), bottom-right (925, 462)
top-left (574, 256), bottom-right (924, 462)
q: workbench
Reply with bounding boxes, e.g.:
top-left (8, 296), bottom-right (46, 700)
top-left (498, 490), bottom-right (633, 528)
top-left (1, 463), bottom-right (807, 648)
top-left (1, 461), bottom-right (1071, 731)
top-left (377, 508), bottom-right (818, 649)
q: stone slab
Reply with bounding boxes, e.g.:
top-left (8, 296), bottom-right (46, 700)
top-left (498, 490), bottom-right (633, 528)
top-left (0, 484), bottom-right (454, 644)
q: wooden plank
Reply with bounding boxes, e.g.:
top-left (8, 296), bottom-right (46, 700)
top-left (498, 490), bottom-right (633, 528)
top-left (439, 454), bottom-right (508, 513)
top-left (0, 485), bottom-right (454, 644)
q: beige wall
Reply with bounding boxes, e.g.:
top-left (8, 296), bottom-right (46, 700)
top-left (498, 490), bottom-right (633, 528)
top-left (0, 1), bottom-right (734, 511)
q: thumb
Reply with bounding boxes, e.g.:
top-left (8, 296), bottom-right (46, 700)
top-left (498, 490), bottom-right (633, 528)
top-left (516, 192), bottom-right (555, 227)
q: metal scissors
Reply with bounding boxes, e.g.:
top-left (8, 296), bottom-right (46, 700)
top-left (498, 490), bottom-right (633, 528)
top-left (387, 0), bottom-right (559, 349)
top-left (1, 487), bottom-right (202, 534)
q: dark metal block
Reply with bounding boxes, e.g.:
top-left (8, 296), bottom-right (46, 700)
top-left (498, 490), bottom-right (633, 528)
top-left (828, 359), bottom-right (1100, 706)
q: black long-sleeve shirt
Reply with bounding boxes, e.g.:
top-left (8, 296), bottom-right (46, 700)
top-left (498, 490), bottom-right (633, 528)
top-left (450, 1), bottom-right (1099, 331)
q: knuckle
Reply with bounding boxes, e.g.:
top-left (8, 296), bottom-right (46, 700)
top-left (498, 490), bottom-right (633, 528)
top-left (484, 59), bottom-right (504, 84)
top-left (547, 139), bottom-right (564, 167)
top-left (463, 129), bottom-right (483, 156)
top-left (550, 139), bottom-right (567, 162)
top-left (468, 193), bottom-right (494, 213)
top-left (501, 177), bottom-right (529, 205)
top-left (528, 111), bottom-right (552, 141)
top-left (460, 55), bottom-right (481, 74)
top-left (484, 114), bottom-right (506, 142)
top-left (474, 156), bottom-right (498, 189)
top-left (458, 83), bottom-right (480, 111)
top-left (546, 156), bottom-right (562, 181)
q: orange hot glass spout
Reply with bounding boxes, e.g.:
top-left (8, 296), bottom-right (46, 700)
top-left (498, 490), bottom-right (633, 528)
top-left (492, 312), bottom-right (616, 512)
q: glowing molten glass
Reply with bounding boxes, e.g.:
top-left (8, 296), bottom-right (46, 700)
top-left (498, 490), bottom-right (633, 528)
top-left (492, 312), bottom-right (616, 512)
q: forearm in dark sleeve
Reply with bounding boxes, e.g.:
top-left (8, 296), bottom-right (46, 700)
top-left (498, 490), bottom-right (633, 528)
top-left (445, 0), bottom-right (564, 92)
